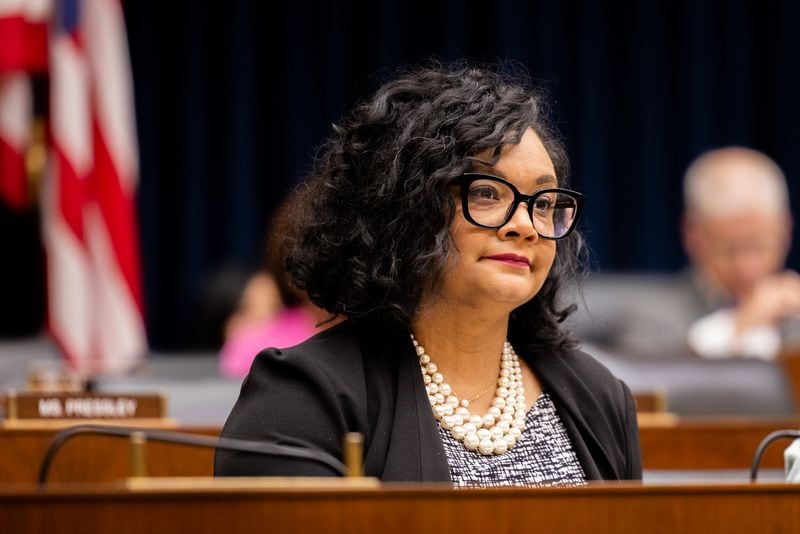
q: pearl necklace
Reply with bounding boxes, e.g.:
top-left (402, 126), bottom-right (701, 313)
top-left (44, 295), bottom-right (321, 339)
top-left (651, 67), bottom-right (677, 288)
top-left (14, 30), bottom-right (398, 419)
top-left (412, 335), bottom-right (526, 456)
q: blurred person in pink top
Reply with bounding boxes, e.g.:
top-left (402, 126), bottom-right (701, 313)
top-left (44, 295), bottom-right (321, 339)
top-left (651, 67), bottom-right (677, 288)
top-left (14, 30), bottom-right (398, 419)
top-left (196, 264), bottom-right (315, 377)
top-left (218, 274), bottom-right (318, 377)
top-left (217, 193), bottom-right (340, 377)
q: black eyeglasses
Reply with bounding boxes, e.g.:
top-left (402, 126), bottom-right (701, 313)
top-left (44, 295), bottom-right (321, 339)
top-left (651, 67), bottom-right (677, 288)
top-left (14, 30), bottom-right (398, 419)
top-left (451, 173), bottom-right (585, 240)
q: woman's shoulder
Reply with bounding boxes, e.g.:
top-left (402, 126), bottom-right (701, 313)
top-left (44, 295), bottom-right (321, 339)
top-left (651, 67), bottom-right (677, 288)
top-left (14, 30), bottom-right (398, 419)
top-left (247, 319), bottom-right (365, 381)
top-left (531, 345), bottom-right (632, 405)
top-left (559, 347), bottom-right (624, 386)
top-left (217, 320), bottom-right (373, 476)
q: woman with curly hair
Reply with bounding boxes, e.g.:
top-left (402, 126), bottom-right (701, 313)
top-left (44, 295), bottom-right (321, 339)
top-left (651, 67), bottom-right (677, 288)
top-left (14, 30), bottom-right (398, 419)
top-left (215, 64), bottom-right (642, 485)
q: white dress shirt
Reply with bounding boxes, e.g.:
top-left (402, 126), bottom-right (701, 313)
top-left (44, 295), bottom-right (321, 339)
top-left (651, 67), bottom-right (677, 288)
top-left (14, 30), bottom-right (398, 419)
top-left (687, 308), bottom-right (780, 360)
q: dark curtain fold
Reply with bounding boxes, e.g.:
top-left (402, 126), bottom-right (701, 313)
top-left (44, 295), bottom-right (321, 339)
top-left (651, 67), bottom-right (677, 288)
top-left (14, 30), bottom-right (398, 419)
top-left (123, 0), bottom-right (800, 349)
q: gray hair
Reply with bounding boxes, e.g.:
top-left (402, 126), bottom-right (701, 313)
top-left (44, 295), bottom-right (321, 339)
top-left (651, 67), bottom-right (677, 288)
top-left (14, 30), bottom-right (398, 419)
top-left (683, 147), bottom-right (789, 218)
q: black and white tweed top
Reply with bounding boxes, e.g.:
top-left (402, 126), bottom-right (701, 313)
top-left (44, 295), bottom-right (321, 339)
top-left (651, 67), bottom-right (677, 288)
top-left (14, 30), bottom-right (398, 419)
top-left (437, 390), bottom-right (586, 487)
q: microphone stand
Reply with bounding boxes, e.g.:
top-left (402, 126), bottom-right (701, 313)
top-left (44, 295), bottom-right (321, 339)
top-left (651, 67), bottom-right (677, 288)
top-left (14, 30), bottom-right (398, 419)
top-left (749, 429), bottom-right (800, 482)
top-left (38, 424), bottom-right (354, 486)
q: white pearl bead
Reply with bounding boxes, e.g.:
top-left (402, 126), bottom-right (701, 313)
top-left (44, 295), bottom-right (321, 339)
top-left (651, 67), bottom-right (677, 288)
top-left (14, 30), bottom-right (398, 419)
top-left (493, 438), bottom-right (508, 455)
top-left (414, 333), bottom-right (526, 457)
top-left (478, 439), bottom-right (494, 455)
top-left (464, 434), bottom-right (480, 451)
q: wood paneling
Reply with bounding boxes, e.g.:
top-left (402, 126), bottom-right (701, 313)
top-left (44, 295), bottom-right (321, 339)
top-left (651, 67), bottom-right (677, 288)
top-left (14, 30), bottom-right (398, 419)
top-left (1, 482), bottom-right (799, 534)
top-left (638, 417), bottom-right (798, 470)
top-left (2, 418), bottom-right (798, 484)
top-left (0, 427), bottom-right (218, 484)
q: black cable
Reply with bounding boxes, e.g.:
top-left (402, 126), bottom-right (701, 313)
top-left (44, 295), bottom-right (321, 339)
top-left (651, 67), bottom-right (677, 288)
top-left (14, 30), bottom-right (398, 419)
top-left (37, 424), bottom-right (348, 485)
top-left (749, 429), bottom-right (800, 482)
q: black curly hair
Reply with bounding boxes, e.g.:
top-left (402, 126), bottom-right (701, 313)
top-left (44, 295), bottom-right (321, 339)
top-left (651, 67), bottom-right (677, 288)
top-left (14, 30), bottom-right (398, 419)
top-left (283, 63), bottom-right (586, 354)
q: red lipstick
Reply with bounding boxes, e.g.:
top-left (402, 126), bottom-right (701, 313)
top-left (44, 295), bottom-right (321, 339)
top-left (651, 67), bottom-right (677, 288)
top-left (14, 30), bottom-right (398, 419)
top-left (485, 254), bottom-right (531, 267)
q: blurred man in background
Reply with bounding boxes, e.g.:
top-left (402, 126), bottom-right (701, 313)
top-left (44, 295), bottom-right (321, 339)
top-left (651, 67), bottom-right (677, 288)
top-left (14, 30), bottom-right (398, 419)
top-left (572, 147), bottom-right (800, 360)
top-left (682, 147), bottom-right (799, 359)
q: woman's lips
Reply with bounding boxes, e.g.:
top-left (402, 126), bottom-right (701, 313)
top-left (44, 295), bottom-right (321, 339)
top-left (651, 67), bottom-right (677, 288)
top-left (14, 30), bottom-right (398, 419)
top-left (485, 254), bottom-right (531, 268)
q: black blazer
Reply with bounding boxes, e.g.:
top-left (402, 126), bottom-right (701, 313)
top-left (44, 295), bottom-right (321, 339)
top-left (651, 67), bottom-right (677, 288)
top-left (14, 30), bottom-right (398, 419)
top-left (214, 320), bottom-right (642, 481)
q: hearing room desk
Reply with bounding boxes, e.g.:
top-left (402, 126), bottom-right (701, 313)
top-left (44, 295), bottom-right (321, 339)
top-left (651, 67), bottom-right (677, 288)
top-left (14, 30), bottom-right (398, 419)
top-left (1, 417), bottom-right (798, 483)
top-left (1, 481), bottom-right (799, 534)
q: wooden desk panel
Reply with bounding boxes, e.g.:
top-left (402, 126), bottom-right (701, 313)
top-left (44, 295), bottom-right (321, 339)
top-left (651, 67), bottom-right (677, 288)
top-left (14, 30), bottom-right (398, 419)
top-left (1, 482), bottom-right (799, 534)
top-left (0, 427), bottom-right (218, 483)
top-left (638, 417), bottom-right (799, 470)
top-left (1, 418), bottom-right (798, 483)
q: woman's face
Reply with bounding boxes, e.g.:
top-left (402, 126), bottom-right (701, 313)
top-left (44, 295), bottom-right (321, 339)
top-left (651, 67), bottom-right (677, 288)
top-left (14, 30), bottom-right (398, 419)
top-left (439, 128), bottom-right (558, 313)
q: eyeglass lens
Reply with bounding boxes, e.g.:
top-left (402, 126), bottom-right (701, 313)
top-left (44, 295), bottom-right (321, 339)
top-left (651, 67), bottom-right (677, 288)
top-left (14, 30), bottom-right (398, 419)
top-left (465, 178), bottom-right (578, 238)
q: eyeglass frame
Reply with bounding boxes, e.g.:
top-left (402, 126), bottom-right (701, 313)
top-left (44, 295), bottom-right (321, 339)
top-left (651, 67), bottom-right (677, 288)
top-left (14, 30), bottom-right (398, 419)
top-left (451, 173), bottom-right (586, 240)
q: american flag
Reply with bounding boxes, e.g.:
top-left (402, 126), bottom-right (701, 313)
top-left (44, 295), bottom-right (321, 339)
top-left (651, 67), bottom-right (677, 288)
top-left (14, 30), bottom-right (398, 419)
top-left (0, 0), bottom-right (48, 211)
top-left (43, 0), bottom-right (146, 375)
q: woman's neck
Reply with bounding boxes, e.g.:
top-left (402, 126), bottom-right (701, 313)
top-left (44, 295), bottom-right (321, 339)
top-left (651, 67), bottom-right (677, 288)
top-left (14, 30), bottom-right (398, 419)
top-left (410, 297), bottom-right (511, 399)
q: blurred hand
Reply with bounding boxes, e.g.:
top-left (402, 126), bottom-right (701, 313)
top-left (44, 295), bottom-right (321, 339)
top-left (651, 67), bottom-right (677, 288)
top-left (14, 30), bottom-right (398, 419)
top-left (733, 270), bottom-right (800, 332)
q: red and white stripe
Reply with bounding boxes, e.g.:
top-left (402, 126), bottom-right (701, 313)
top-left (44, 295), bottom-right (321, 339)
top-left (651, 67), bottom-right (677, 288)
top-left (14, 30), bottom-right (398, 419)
top-left (44, 0), bottom-right (146, 375)
top-left (0, 0), bottom-right (48, 211)
top-left (0, 72), bottom-right (31, 210)
top-left (0, 0), bottom-right (49, 72)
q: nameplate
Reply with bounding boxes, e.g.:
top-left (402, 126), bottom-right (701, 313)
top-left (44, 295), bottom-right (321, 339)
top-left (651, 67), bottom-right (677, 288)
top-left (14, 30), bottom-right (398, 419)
top-left (4, 391), bottom-right (166, 420)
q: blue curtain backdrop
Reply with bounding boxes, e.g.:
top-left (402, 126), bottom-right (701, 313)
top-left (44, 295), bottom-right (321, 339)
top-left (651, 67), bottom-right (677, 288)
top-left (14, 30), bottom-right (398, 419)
top-left (123, 0), bottom-right (800, 349)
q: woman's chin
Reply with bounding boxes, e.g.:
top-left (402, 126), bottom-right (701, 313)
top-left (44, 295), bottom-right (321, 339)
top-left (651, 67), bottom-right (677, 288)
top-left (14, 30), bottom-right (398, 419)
top-left (479, 282), bottom-right (539, 308)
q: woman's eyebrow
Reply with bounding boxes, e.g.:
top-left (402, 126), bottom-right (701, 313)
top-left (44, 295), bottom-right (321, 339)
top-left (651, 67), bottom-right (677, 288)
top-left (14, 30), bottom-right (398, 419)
top-left (466, 167), bottom-right (558, 185)
top-left (470, 157), bottom-right (495, 169)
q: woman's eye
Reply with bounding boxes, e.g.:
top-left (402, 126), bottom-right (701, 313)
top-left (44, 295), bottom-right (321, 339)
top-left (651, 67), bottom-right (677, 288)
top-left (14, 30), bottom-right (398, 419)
top-left (533, 196), bottom-right (554, 210)
top-left (469, 186), bottom-right (500, 201)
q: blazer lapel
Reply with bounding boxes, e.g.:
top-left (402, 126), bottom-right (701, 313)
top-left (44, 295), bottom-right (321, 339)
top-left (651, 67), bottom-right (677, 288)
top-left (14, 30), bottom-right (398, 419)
top-left (527, 348), bottom-right (620, 480)
top-left (360, 325), bottom-right (451, 482)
